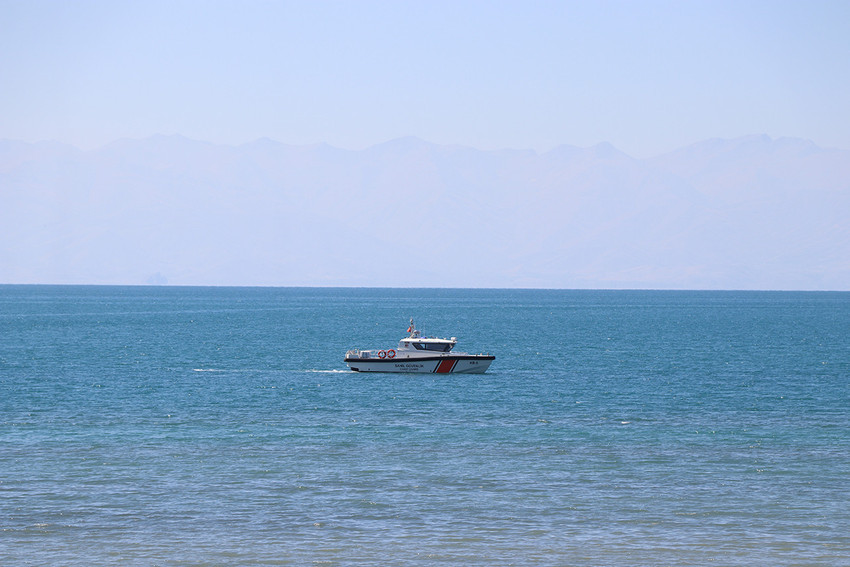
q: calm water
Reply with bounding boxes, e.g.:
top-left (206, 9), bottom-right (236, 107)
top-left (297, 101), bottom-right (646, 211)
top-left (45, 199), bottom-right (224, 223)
top-left (1, 286), bottom-right (849, 565)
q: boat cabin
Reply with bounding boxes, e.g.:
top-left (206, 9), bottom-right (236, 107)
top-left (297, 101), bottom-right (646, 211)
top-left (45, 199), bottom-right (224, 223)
top-left (398, 320), bottom-right (456, 352)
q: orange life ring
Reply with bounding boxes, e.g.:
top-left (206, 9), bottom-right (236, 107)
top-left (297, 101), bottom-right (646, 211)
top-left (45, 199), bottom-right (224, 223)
top-left (378, 350), bottom-right (386, 359)
top-left (387, 349), bottom-right (396, 359)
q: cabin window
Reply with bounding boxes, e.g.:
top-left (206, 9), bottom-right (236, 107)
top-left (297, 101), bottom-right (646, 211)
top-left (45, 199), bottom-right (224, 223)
top-left (412, 342), bottom-right (452, 352)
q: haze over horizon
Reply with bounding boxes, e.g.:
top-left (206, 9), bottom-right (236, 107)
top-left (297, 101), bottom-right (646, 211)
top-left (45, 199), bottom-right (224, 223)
top-left (2, 1), bottom-right (849, 289)
top-left (3, 133), bottom-right (848, 290)
top-left (4, 131), bottom-right (850, 160)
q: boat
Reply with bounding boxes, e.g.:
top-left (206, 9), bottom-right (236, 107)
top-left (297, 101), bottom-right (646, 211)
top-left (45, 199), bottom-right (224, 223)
top-left (344, 319), bottom-right (495, 374)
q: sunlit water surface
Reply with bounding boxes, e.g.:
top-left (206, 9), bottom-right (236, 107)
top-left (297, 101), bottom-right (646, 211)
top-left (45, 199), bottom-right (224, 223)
top-left (2, 286), bottom-right (848, 565)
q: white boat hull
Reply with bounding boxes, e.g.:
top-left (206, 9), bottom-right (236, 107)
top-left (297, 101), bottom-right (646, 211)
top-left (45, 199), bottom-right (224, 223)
top-left (345, 355), bottom-right (494, 374)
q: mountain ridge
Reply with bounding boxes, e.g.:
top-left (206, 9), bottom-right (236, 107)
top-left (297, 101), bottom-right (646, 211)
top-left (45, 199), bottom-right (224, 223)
top-left (1, 134), bottom-right (848, 289)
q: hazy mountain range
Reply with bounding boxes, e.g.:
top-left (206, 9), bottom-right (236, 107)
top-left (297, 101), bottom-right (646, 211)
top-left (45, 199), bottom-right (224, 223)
top-left (2, 134), bottom-right (848, 289)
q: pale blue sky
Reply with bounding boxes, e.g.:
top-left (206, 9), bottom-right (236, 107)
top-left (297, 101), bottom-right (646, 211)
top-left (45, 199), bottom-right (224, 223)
top-left (2, 0), bottom-right (848, 157)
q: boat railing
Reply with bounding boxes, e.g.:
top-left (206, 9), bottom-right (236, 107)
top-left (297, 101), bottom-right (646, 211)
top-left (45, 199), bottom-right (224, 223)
top-left (346, 349), bottom-right (370, 359)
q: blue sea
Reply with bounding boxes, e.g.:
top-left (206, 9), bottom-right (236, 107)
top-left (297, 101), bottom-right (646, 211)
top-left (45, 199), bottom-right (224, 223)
top-left (2, 286), bottom-right (849, 565)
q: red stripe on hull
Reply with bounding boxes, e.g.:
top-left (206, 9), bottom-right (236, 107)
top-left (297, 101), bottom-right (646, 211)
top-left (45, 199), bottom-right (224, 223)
top-left (435, 359), bottom-right (457, 373)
